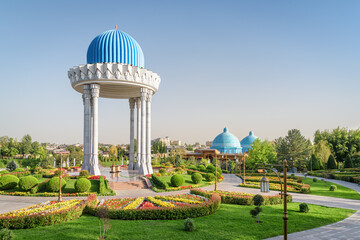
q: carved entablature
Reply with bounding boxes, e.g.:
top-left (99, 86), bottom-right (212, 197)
top-left (68, 63), bottom-right (161, 93)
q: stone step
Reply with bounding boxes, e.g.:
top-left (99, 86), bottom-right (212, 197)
top-left (109, 180), bottom-right (148, 190)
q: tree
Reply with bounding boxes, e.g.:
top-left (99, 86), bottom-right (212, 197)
top-left (327, 155), bottom-right (337, 169)
top-left (185, 144), bottom-right (193, 151)
top-left (7, 160), bottom-right (19, 171)
top-left (311, 154), bottom-right (323, 170)
top-left (314, 140), bottom-right (331, 166)
top-left (187, 156), bottom-right (197, 166)
top-left (109, 145), bottom-right (118, 159)
top-left (247, 139), bottom-right (277, 169)
top-left (21, 134), bottom-right (32, 155)
top-left (275, 129), bottom-right (312, 169)
top-left (344, 155), bottom-right (354, 168)
top-left (1, 146), bottom-right (9, 157)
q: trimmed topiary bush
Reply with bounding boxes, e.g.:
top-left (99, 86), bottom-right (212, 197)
top-left (0, 170), bottom-right (9, 174)
top-left (329, 185), bottom-right (337, 191)
top-left (184, 218), bottom-right (195, 232)
top-left (171, 174), bottom-right (184, 187)
top-left (0, 175), bottom-right (19, 190)
top-left (151, 174), bottom-right (167, 189)
top-left (75, 178), bottom-right (91, 193)
top-left (299, 203), bottom-right (309, 213)
top-left (13, 168), bottom-right (25, 173)
top-left (191, 173), bottom-right (202, 184)
top-left (19, 176), bottom-right (39, 191)
top-left (313, 178), bottom-right (318, 182)
top-left (205, 173), bottom-right (215, 182)
top-left (32, 174), bottom-right (43, 179)
top-left (206, 164), bottom-right (215, 173)
top-left (197, 165), bottom-right (206, 172)
top-left (159, 168), bottom-right (167, 175)
top-left (0, 228), bottom-right (14, 240)
top-left (47, 176), bottom-right (67, 192)
top-left (79, 170), bottom-right (89, 178)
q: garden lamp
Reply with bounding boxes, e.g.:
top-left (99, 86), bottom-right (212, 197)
top-left (260, 175), bottom-right (270, 193)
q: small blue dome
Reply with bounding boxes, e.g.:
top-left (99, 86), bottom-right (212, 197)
top-left (211, 128), bottom-right (242, 154)
top-left (87, 29), bottom-right (145, 68)
top-left (240, 131), bottom-right (258, 152)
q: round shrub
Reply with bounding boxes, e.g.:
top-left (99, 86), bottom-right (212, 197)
top-left (175, 167), bottom-right (183, 173)
top-left (197, 165), bottom-right (206, 172)
top-left (299, 203), bottom-right (309, 213)
top-left (253, 194), bottom-right (264, 206)
top-left (184, 218), bottom-right (195, 232)
top-left (13, 168), bottom-right (25, 172)
top-left (165, 162), bottom-right (172, 167)
top-left (171, 174), bottom-right (184, 187)
top-left (313, 178), bottom-right (318, 182)
top-left (47, 176), bottom-right (67, 192)
top-left (329, 185), bottom-right (337, 191)
top-left (206, 164), bottom-right (215, 173)
top-left (205, 173), bottom-right (215, 182)
top-left (75, 178), bottom-right (91, 193)
top-left (19, 176), bottom-right (39, 191)
top-left (32, 174), bottom-right (43, 179)
top-left (216, 167), bottom-right (222, 175)
top-left (0, 175), bottom-right (19, 190)
top-left (297, 178), bottom-right (302, 183)
top-left (0, 228), bottom-right (14, 240)
top-left (0, 170), bottom-right (9, 174)
top-left (159, 168), bottom-right (167, 175)
top-left (79, 170), bottom-right (89, 178)
top-left (191, 173), bottom-right (202, 184)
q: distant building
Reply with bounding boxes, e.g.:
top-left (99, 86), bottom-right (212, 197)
top-left (205, 141), bottom-right (212, 147)
top-left (152, 136), bottom-right (171, 146)
top-left (240, 131), bottom-right (258, 153)
top-left (171, 140), bottom-right (182, 146)
top-left (211, 128), bottom-right (242, 154)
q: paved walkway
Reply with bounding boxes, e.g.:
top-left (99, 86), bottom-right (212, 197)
top-left (1, 174), bottom-right (360, 239)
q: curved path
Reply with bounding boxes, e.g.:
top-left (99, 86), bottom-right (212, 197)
top-left (1, 174), bottom-right (360, 239)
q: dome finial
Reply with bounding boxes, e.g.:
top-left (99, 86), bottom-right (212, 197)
top-left (223, 127), bottom-right (228, 132)
top-left (115, 24), bottom-right (117, 30)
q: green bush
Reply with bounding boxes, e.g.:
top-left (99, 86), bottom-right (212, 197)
top-left (75, 178), bottom-right (91, 193)
top-left (159, 168), bottom-right (167, 175)
top-left (327, 155), bottom-right (337, 169)
top-left (32, 174), bottom-right (43, 179)
top-left (329, 185), bottom-right (337, 191)
top-left (253, 194), bottom-right (264, 206)
top-left (0, 228), bottom-right (14, 240)
top-left (47, 177), bottom-right (67, 192)
top-left (151, 174), bottom-right (167, 189)
top-left (99, 176), bottom-right (105, 194)
top-left (299, 203), bottom-right (309, 213)
top-left (313, 178), bottom-right (318, 182)
top-left (6, 161), bottom-right (19, 172)
top-left (0, 170), bottom-right (9, 174)
top-left (205, 173), bottom-right (215, 182)
top-left (171, 174), bottom-right (184, 187)
top-left (19, 176), bottom-right (39, 191)
top-left (12, 168), bottom-right (25, 173)
top-left (191, 173), bottom-right (202, 184)
top-left (297, 179), bottom-right (302, 183)
top-left (79, 170), bottom-right (89, 178)
top-left (197, 165), bottom-right (206, 172)
top-left (206, 164), bottom-right (215, 173)
top-left (184, 218), bottom-right (195, 232)
top-left (0, 175), bottom-right (19, 190)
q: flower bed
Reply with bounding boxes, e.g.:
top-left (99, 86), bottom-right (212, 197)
top-left (86, 193), bottom-right (221, 220)
top-left (0, 191), bottom-right (98, 197)
top-left (88, 175), bottom-right (107, 180)
top-left (190, 189), bottom-right (292, 205)
top-left (0, 171), bottom-right (31, 178)
top-left (239, 181), bottom-right (310, 193)
top-left (0, 194), bottom-right (97, 229)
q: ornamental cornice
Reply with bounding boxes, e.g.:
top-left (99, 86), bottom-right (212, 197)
top-left (68, 63), bottom-right (161, 93)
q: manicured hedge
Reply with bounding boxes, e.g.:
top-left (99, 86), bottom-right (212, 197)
top-left (0, 194), bottom-right (97, 229)
top-left (0, 171), bottom-right (31, 178)
top-left (171, 174), bottom-right (184, 187)
top-left (75, 178), bottom-right (91, 193)
top-left (191, 173), bottom-right (202, 184)
top-left (19, 176), bottom-right (39, 191)
top-left (151, 174), bottom-right (167, 189)
top-left (85, 194), bottom-right (221, 220)
top-left (47, 177), bottom-right (67, 192)
top-left (190, 189), bottom-right (292, 206)
top-left (0, 175), bottom-right (19, 190)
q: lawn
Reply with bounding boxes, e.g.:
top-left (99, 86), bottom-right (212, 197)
top-left (100, 161), bottom-right (124, 167)
top-left (303, 177), bottom-right (360, 200)
top-left (12, 203), bottom-right (354, 240)
top-left (157, 174), bottom-right (216, 188)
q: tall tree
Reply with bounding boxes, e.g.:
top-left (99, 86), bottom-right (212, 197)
top-left (344, 155), bottom-right (354, 168)
top-left (275, 129), bottom-right (312, 169)
top-left (311, 154), bottom-right (323, 170)
top-left (247, 139), bottom-right (277, 168)
top-left (109, 145), bottom-right (118, 159)
top-left (21, 134), bottom-right (32, 155)
top-left (327, 155), bottom-right (337, 169)
top-left (314, 140), bottom-right (331, 166)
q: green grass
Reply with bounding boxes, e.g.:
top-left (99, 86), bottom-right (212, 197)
top-left (303, 178), bottom-right (360, 200)
top-left (12, 203), bottom-right (354, 240)
top-left (158, 174), bottom-right (213, 188)
top-left (99, 161), bottom-right (123, 167)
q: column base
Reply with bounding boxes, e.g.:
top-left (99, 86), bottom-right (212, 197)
top-left (89, 155), bottom-right (101, 175)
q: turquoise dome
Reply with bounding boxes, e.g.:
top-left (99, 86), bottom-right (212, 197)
top-left (87, 29), bottom-right (145, 68)
top-left (211, 128), bottom-right (242, 154)
top-left (240, 131), bottom-right (258, 152)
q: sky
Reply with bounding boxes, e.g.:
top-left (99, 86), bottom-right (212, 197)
top-left (0, 0), bottom-right (359, 145)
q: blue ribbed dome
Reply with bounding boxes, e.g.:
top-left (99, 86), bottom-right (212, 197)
top-left (211, 128), bottom-right (242, 154)
top-left (87, 29), bottom-right (145, 68)
top-left (240, 131), bottom-right (258, 152)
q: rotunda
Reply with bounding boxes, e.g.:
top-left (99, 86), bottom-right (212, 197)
top-left (240, 131), bottom-right (258, 153)
top-left (68, 28), bottom-right (161, 176)
top-left (210, 128), bottom-right (242, 154)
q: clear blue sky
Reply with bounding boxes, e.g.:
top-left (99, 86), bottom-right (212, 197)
top-left (0, 0), bottom-right (359, 144)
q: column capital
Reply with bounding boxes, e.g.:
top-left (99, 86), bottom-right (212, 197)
top-left (129, 98), bottom-right (136, 109)
top-left (140, 88), bottom-right (147, 101)
top-left (90, 84), bottom-right (100, 98)
top-left (146, 90), bottom-right (153, 102)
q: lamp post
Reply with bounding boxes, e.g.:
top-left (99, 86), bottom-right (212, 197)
top-left (259, 160), bottom-right (288, 240)
top-left (58, 152), bottom-right (68, 202)
top-left (243, 154), bottom-right (247, 184)
top-left (215, 157), bottom-right (218, 191)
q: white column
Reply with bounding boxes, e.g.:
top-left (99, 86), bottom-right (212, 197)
top-left (90, 84), bottom-right (101, 175)
top-left (128, 98), bottom-right (135, 170)
top-left (146, 90), bottom-right (153, 174)
top-left (82, 85), bottom-right (91, 172)
top-left (135, 97), bottom-right (141, 171)
top-left (140, 88), bottom-right (148, 175)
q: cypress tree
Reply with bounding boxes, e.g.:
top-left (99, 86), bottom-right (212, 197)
top-left (311, 154), bottom-right (321, 170)
top-left (327, 155), bottom-right (337, 169)
top-left (344, 155), bottom-right (354, 169)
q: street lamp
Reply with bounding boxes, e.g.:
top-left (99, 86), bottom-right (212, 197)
top-left (57, 152), bottom-right (68, 202)
top-left (259, 160), bottom-right (288, 240)
top-left (243, 153), bottom-right (247, 184)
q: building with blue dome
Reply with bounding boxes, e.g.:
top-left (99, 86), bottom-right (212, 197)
top-left (211, 128), bottom-right (242, 154)
top-left (240, 131), bottom-right (258, 153)
top-left (68, 27), bottom-right (161, 176)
